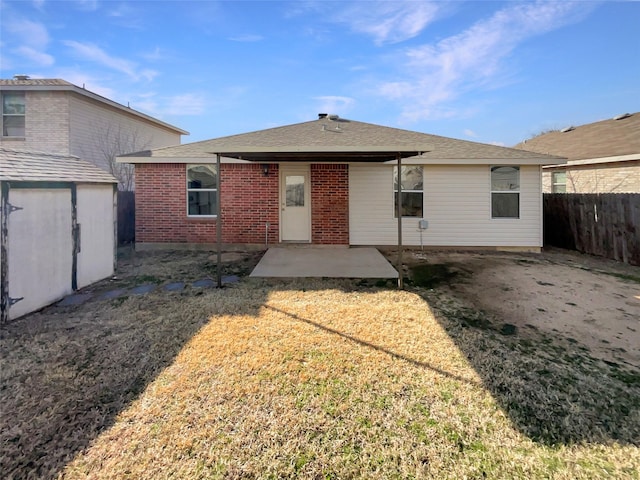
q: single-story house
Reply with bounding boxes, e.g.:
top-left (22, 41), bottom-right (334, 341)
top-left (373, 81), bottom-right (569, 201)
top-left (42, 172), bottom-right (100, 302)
top-left (514, 112), bottom-right (639, 193)
top-left (1, 147), bottom-right (117, 322)
top-left (118, 115), bottom-right (562, 251)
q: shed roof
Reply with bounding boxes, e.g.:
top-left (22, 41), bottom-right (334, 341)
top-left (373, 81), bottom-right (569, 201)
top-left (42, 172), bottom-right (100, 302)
top-left (0, 147), bottom-right (117, 183)
top-left (0, 77), bottom-right (189, 136)
top-left (514, 112), bottom-right (640, 161)
top-left (120, 117), bottom-right (563, 163)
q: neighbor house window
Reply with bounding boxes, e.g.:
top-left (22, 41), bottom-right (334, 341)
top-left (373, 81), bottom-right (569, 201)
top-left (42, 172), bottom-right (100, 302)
top-left (552, 171), bottom-right (567, 193)
top-left (2, 92), bottom-right (25, 137)
top-left (187, 165), bottom-right (217, 216)
top-left (394, 166), bottom-right (423, 217)
top-left (491, 166), bottom-right (520, 218)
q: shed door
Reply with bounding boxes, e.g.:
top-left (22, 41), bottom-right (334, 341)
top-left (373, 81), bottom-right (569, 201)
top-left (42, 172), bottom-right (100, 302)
top-left (7, 188), bottom-right (73, 320)
top-left (280, 165), bottom-right (311, 242)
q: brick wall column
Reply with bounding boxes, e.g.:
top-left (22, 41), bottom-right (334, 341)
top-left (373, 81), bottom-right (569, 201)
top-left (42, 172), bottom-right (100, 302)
top-left (310, 164), bottom-right (349, 244)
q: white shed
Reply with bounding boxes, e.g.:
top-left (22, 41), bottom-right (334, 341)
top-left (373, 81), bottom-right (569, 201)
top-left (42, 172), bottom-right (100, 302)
top-left (1, 147), bottom-right (117, 322)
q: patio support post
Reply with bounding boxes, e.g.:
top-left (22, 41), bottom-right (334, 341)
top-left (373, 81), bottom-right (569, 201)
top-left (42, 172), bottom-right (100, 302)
top-left (396, 153), bottom-right (403, 289)
top-left (216, 153), bottom-right (222, 288)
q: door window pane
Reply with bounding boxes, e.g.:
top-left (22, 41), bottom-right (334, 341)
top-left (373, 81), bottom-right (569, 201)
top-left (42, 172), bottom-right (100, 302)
top-left (286, 175), bottom-right (305, 207)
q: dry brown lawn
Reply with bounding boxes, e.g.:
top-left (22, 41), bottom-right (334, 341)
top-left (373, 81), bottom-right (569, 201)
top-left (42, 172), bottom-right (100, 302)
top-left (1, 249), bottom-right (639, 479)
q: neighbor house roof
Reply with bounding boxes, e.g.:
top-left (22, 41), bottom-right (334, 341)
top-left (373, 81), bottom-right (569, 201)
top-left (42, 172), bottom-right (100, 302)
top-left (0, 77), bottom-right (189, 136)
top-left (0, 147), bottom-right (117, 183)
top-left (119, 117), bottom-right (563, 164)
top-left (514, 112), bottom-right (640, 162)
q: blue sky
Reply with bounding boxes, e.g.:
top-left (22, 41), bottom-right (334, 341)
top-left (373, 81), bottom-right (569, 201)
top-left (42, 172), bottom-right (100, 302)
top-left (1, 1), bottom-right (639, 146)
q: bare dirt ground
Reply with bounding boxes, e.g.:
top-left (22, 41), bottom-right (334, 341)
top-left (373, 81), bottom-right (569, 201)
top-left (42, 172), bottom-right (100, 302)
top-left (400, 248), bottom-right (640, 369)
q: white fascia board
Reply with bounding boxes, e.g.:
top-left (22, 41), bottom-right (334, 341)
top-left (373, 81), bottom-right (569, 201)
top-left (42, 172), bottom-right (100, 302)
top-left (542, 153), bottom-right (640, 169)
top-left (207, 145), bottom-right (432, 154)
top-left (116, 156), bottom-right (251, 164)
top-left (382, 157), bottom-right (564, 165)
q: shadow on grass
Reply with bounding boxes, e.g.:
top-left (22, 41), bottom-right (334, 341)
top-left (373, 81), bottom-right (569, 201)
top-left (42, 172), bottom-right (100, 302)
top-left (413, 286), bottom-right (640, 447)
top-left (0, 252), bottom-right (268, 480)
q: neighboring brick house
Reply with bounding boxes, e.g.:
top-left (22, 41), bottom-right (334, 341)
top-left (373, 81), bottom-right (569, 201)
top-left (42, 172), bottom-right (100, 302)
top-left (0, 75), bottom-right (187, 189)
top-left (514, 112), bottom-right (639, 193)
top-left (119, 115), bottom-right (561, 250)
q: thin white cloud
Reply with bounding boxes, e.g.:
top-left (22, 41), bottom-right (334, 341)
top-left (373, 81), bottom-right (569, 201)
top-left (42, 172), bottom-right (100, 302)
top-left (228, 34), bottom-right (264, 42)
top-left (5, 18), bottom-right (54, 67)
top-left (140, 47), bottom-right (166, 62)
top-left (314, 96), bottom-right (355, 115)
top-left (33, 0), bottom-right (46, 11)
top-left (63, 40), bottom-right (158, 81)
top-left (377, 1), bottom-right (596, 122)
top-left (7, 18), bottom-right (50, 47)
top-left (135, 93), bottom-right (206, 117)
top-left (16, 46), bottom-right (54, 66)
top-left (164, 93), bottom-right (206, 115)
top-left (464, 129), bottom-right (478, 138)
top-left (75, 0), bottom-right (98, 12)
top-left (331, 1), bottom-right (442, 45)
top-left (107, 3), bottom-right (146, 29)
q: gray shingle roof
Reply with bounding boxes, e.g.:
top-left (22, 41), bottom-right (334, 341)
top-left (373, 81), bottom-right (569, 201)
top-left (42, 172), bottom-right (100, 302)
top-left (514, 112), bottom-right (640, 160)
top-left (0, 148), bottom-right (117, 183)
top-left (0, 78), bottom-right (75, 87)
top-left (123, 118), bottom-right (562, 161)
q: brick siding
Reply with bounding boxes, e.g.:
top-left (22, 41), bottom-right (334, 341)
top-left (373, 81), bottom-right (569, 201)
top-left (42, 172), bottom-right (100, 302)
top-left (0, 91), bottom-right (70, 154)
top-left (310, 164), bottom-right (349, 244)
top-left (543, 160), bottom-right (640, 193)
top-left (136, 162), bottom-right (350, 245)
top-left (135, 163), bottom-right (279, 244)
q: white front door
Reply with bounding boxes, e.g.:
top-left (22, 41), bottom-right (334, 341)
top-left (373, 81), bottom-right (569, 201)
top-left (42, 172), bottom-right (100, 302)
top-left (280, 165), bottom-right (311, 242)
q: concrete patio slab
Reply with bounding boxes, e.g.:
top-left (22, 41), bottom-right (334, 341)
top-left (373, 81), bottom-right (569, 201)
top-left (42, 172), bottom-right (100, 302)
top-left (250, 247), bottom-right (398, 279)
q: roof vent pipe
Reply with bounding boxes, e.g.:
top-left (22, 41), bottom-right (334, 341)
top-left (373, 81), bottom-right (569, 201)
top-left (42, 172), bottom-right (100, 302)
top-left (14, 74), bottom-right (30, 80)
top-left (318, 113), bottom-right (328, 119)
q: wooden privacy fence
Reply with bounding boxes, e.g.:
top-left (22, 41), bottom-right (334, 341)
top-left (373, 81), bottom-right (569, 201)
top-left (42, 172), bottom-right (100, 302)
top-left (544, 193), bottom-right (640, 266)
top-left (117, 191), bottom-right (135, 245)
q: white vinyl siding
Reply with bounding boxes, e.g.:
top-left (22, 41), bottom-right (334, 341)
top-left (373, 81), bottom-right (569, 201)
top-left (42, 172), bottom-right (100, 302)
top-left (68, 95), bottom-right (181, 174)
top-left (349, 164), bottom-right (542, 247)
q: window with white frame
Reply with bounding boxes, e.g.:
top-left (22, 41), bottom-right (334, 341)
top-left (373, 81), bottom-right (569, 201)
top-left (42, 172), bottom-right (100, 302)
top-left (491, 166), bottom-right (520, 218)
top-left (2, 92), bottom-right (25, 137)
top-left (187, 165), bottom-right (217, 216)
top-left (552, 171), bottom-right (567, 193)
top-left (394, 166), bottom-right (423, 217)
